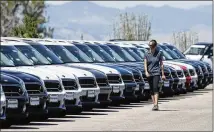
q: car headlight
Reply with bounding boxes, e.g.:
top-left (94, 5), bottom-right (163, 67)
top-left (0, 108), bottom-right (4, 115)
top-left (23, 104), bottom-right (26, 112)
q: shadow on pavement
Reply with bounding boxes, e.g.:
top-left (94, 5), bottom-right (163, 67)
top-left (63, 115), bottom-right (91, 118)
top-left (39, 119), bottom-right (75, 122)
top-left (27, 122), bottom-right (58, 126)
top-left (91, 109), bottom-right (119, 112)
top-left (157, 109), bottom-right (179, 111)
top-left (3, 126), bottom-right (39, 129)
top-left (78, 112), bottom-right (108, 116)
top-left (104, 106), bottom-right (132, 110)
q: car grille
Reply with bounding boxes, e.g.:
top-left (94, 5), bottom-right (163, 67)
top-left (164, 72), bottom-right (171, 79)
top-left (195, 68), bottom-right (201, 75)
top-left (2, 84), bottom-right (23, 96)
top-left (96, 78), bottom-right (109, 87)
top-left (183, 70), bottom-right (189, 77)
top-left (25, 82), bottom-right (43, 94)
top-left (62, 79), bottom-right (78, 90)
top-left (171, 72), bottom-right (177, 78)
top-left (78, 77), bottom-right (96, 88)
top-left (122, 74), bottom-right (134, 83)
top-left (177, 70), bottom-right (184, 78)
top-left (44, 81), bottom-right (62, 92)
top-left (202, 67), bottom-right (206, 73)
top-left (107, 74), bottom-right (122, 84)
top-left (133, 74), bottom-right (142, 82)
top-left (189, 69), bottom-right (195, 76)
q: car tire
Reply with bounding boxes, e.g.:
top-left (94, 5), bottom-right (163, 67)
top-left (0, 121), bottom-right (11, 128)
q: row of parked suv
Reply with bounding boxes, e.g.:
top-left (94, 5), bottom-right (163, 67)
top-left (0, 37), bottom-right (213, 128)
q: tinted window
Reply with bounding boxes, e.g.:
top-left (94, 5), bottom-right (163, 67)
top-left (87, 44), bottom-right (115, 62)
top-left (15, 45), bottom-right (51, 65)
top-left (74, 44), bottom-right (104, 63)
top-left (107, 45), bottom-right (136, 62)
top-left (98, 45), bottom-right (124, 62)
top-left (64, 45), bottom-right (93, 63)
top-left (1, 46), bottom-right (33, 66)
top-left (45, 45), bottom-right (80, 63)
top-left (31, 44), bottom-right (63, 64)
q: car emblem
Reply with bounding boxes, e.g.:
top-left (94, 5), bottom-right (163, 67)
top-left (46, 76), bottom-right (49, 79)
top-left (4, 80), bottom-right (8, 82)
top-left (62, 75), bottom-right (65, 77)
top-left (110, 71), bottom-right (112, 73)
top-left (84, 74), bottom-right (87, 76)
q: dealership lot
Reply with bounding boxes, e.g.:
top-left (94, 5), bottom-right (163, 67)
top-left (3, 85), bottom-right (212, 131)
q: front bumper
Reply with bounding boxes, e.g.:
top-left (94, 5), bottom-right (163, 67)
top-left (28, 95), bottom-right (48, 116)
top-left (109, 84), bottom-right (125, 101)
top-left (80, 89), bottom-right (100, 107)
top-left (5, 96), bottom-right (29, 119)
top-left (123, 82), bottom-right (138, 100)
top-left (64, 91), bottom-right (82, 110)
top-left (47, 93), bottom-right (66, 112)
top-left (98, 86), bottom-right (112, 104)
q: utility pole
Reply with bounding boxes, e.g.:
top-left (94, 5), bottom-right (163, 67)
top-left (81, 34), bottom-right (83, 40)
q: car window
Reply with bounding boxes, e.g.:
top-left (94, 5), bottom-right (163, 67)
top-left (184, 47), bottom-right (205, 55)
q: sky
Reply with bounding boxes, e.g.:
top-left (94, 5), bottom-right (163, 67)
top-left (46, 1), bottom-right (212, 9)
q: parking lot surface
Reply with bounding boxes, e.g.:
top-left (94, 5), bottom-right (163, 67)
top-left (2, 85), bottom-right (213, 131)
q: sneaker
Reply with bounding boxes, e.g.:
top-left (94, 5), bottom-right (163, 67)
top-left (152, 105), bottom-right (159, 111)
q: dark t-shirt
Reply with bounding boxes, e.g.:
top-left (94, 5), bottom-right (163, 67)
top-left (144, 48), bottom-right (163, 76)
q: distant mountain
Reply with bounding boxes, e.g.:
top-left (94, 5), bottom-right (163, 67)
top-left (46, 1), bottom-right (212, 41)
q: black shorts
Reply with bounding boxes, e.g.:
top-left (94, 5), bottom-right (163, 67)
top-left (147, 75), bottom-right (160, 95)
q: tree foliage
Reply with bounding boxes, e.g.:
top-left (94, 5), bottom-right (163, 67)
top-left (112, 12), bottom-right (151, 41)
top-left (1, 0), bottom-right (54, 38)
top-left (172, 30), bottom-right (199, 52)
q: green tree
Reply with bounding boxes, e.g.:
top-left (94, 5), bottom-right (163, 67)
top-left (1, 0), bottom-right (54, 38)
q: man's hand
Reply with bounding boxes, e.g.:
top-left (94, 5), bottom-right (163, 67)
top-left (146, 71), bottom-right (150, 77)
top-left (162, 75), bottom-right (166, 80)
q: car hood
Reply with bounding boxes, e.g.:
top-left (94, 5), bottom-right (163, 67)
top-left (1, 70), bottom-right (42, 83)
top-left (0, 73), bottom-right (21, 84)
top-left (68, 63), bottom-right (120, 75)
top-left (63, 65), bottom-right (107, 79)
top-left (2, 67), bottom-right (60, 80)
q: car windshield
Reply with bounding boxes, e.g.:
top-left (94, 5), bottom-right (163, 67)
top-left (159, 45), bottom-right (179, 59)
top-left (0, 52), bottom-right (15, 67)
top-left (130, 47), bottom-right (145, 59)
top-left (1, 46), bottom-right (34, 66)
top-left (74, 44), bottom-right (105, 63)
top-left (107, 45), bottom-right (136, 62)
top-left (165, 44), bottom-right (186, 59)
top-left (122, 47), bottom-right (143, 62)
top-left (45, 45), bottom-right (80, 63)
top-left (15, 45), bottom-right (51, 65)
top-left (184, 46), bottom-right (205, 55)
top-left (63, 45), bottom-right (93, 63)
top-left (30, 44), bottom-right (64, 64)
top-left (157, 46), bottom-right (173, 60)
top-left (87, 44), bottom-right (116, 63)
top-left (98, 44), bottom-right (125, 62)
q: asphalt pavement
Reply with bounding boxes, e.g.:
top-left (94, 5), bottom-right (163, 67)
top-left (2, 85), bottom-right (213, 131)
